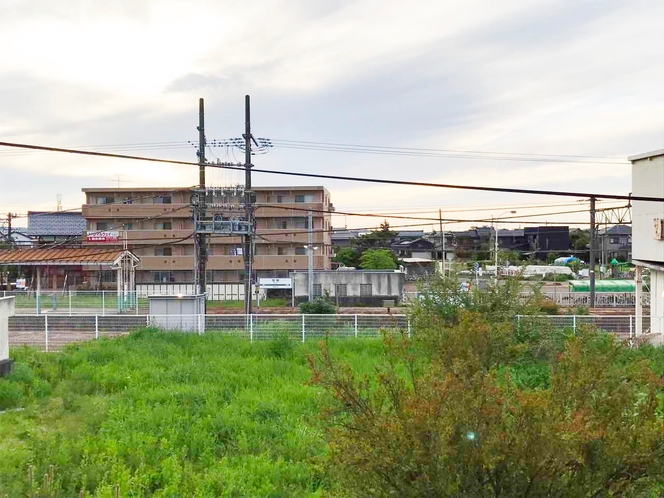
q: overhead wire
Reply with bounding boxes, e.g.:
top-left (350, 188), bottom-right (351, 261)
top-left (0, 141), bottom-right (658, 202)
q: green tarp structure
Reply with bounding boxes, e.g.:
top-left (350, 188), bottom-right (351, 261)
top-left (568, 279), bottom-right (635, 293)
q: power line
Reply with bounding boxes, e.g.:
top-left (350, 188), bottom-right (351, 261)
top-left (269, 139), bottom-right (626, 161)
top-left (268, 141), bottom-right (628, 165)
top-left (0, 141), bottom-right (659, 202)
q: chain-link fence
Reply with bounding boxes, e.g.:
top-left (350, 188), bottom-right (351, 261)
top-left (1, 290), bottom-right (148, 315)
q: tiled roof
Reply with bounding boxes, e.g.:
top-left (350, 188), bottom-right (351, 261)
top-left (0, 247), bottom-right (127, 266)
top-left (27, 211), bottom-right (86, 237)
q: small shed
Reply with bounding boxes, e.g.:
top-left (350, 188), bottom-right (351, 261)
top-left (148, 294), bottom-right (206, 333)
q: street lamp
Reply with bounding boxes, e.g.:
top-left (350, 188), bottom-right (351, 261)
top-left (303, 245), bottom-right (319, 301)
top-left (493, 211), bottom-right (516, 277)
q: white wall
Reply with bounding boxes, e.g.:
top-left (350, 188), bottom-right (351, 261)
top-left (632, 154), bottom-right (664, 263)
top-left (0, 296), bottom-right (16, 362)
top-left (650, 270), bottom-right (664, 334)
top-left (291, 271), bottom-right (405, 298)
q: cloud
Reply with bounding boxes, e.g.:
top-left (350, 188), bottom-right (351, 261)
top-left (0, 0), bottom-right (662, 227)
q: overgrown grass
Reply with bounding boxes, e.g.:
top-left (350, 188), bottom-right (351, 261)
top-left (0, 330), bottom-right (383, 497)
top-left (206, 298), bottom-right (289, 309)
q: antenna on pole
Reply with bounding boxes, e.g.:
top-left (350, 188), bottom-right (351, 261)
top-left (56, 194), bottom-right (62, 212)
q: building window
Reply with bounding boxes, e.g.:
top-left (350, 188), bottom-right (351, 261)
top-left (295, 194), bottom-right (315, 203)
top-left (96, 222), bottom-right (109, 230)
top-left (360, 284), bottom-right (372, 297)
top-left (313, 284), bottom-right (322, 296)
top-left (154, 271), bottom-right (175, 283)
top-left (335, 284), bottom-right (347, 297)
top-left (123, 223), bottom-right (133, 230)
top-left (123, 197), bottom-right (133, 205)
top-left (97, 196), bottom-right (114, 205)
top-left (277, 195), bottom-right (283, 203)
top-left (281, 220), bottom-right (288, 229)
top-left (609, 237), bottom-right (619, 244)
top-left (277, 247), bottom-right (286, 255)
top-left (159, 194), bottom-right (172, 204)
top-left (295, 247), bottom-right (306, 255)
top-left (160, 221), bottom-right (172, 230)
top-left (156, 247), bottom-right (172, 256)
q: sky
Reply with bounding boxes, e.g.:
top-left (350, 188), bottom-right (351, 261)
top-left (1, 0), bottom-right (663, 232)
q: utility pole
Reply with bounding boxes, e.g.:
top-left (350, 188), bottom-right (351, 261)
top-left (195, 98), bottom-right (208, 297)
top-left (7, 213), bottom-right (14, 247)
top-left (243, 95), bottom-right (254, 315)
top-left (439, 209), bottom-right (445, 276)
top-left (308, 210), bottom-right (314, 302)
top-left (589, 196), bottom-right (596, 309)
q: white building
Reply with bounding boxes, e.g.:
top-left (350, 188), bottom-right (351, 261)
top-left (629, 149), bottom-right (664, 338)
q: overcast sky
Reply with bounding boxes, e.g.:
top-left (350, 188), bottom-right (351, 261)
top-left (1, 0), bottom-right (663, 231)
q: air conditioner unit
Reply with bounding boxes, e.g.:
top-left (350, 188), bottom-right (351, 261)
top-left (655, 218), bottom-right (664, 240)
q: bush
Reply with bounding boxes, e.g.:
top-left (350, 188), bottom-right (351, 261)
top-left (299, 296), bottom-right (336, 314)
top-left (311, 276), bottom-right (664, 497)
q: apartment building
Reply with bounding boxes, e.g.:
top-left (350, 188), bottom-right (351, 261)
top-left (82, 186), bottom-right (333, 284)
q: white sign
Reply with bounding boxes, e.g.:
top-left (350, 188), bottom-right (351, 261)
top-left (86, 231), bottom-right (120, 243)
top-left (258, 278), bottom-right (292, 289)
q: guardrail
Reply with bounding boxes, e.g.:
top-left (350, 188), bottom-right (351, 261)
top-left (8, 313), bottom-right (409, 351)
top-left (8, 312), bottom-right (662, 352)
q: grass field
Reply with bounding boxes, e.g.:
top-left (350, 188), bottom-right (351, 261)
top-left (0, 330), bottom-right (384, 497)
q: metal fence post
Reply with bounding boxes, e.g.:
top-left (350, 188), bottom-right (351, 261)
top-left (102, 291), bottom-right (105, 316)
top-left (198, 314), bottom-right (202, 335)
top-left (354, 314), bottom-right (358, 338)
top-left (573, 315), bottom-right (577, 335)
top-left (629, 315), bottom-right (633, 340)
top-left (95, 315), bottom-right (99, 340)
top-left (44, 314), bottom-right (49, 352)
top-left (407, 318), bottom-right (411, 339)
top-left (302, 314), bottom-right (306, 343)
top-left (249, 315), bottom-right (254, 342)
top-left (68, 290), bottom-right (72, 316)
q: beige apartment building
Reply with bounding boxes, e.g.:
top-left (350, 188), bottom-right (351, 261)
top-left (82, 186), bottom-right (333, 284)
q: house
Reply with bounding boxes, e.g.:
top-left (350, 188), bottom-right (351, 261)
top-left (598, 224), bottom-right (631, 263)
top-left (27, 211), bottom-right (86, 245)
top-left (0, 227), bottom-right (32, 247)
top-left (524, 226), bottom-right (570, 260)
top-left (390, 237), bottom-right (434, 259)
top-left (629, 149), bottom-right (664, 339)
top-left (331, 229), bottom-right (370, 249)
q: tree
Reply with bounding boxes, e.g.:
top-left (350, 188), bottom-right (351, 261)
top-left (570, 229), bottom-right (590, 251)
top-left (353, 221), bottom-right (397, 252)
top-left (333, 247), bottom-right (359, 268)
top-left (360, 248), bottom-right (398, 270)
top-left (311, 274), bottom-right (664, 497)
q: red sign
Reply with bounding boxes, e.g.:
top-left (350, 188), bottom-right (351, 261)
top-left (86, 231), bottom-right (120, 243)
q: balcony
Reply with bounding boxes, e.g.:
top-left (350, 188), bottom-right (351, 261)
top-left (254, 203), bottom-right (326, 218)
top-left (128, 255), bottom-right (331, 272)
top-left (83, 230), bottom-right (193, 245)
top-left (83, 203), bottom-right (191, 219)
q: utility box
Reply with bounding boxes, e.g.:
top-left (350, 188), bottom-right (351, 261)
top-left (148, 294), bottom-right (206, 333)
top-left (0, 296), bottom-right (15, 376)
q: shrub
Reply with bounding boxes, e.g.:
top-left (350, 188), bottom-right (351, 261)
top-left (299, 296), bottom-right (336, 314)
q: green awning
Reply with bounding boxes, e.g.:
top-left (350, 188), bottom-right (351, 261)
top-left (568, 279), bottom-right (636, 293)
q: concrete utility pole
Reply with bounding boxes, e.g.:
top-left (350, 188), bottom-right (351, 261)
top-left (307, 210), bottom-right (314, 302)
top-left (6, 213), bottom-right (14, 247)
top-left (439, 209), bottom-right (445, 276)
top-left (195, 98), bottom-right (208, 297)
top-left (589, 196), bottom-right (596, 308)
top-left (243, 95), bottom-right (254, 315)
